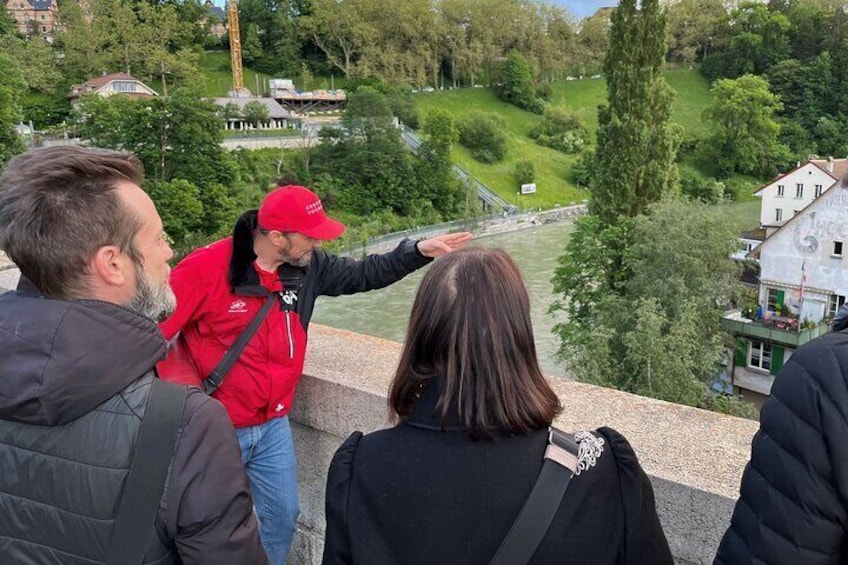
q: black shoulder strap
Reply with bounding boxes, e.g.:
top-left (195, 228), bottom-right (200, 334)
top-left (105, 378), bottom-right (187, 565)
top-left (488, 428), bottom-right (580, 565)
top-left (203, 292), bottom-right (277, 395)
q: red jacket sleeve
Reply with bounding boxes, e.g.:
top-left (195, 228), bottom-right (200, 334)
top-left (159, 255), bottom-right (212, 340)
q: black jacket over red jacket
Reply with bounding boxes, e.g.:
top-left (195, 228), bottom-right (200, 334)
top-left (0, 281), bottom-right (267, 564)
top-left (160, 210), bottom-right (432, 429)
top-left (322, 378), bottom-right (673, 565)
top-left (716, 330), bottom-right (848, 565)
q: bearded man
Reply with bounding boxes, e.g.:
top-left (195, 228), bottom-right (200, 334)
top-left (0, 147), bottom-right (267, 564)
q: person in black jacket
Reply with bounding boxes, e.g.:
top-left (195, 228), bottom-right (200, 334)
top-left (715, 328), bottom-right (848, 565)
top-left (322, 247), bottom-right (673, 565)
top-left (0, 147), bottom-right (267, 564)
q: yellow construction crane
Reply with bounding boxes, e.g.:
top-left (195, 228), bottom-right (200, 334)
top-left (227, 0), bottom-right (250, 96)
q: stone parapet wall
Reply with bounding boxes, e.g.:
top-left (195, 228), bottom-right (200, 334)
top-left (289, 324), bottom-right (758, 565)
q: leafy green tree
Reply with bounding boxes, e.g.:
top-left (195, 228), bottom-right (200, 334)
top-left (313, 87), bottom-right (416, 216)
top-left (0, 36), bottom-right (61, 94)
top-left (300, 0), bottom-right (367, 78)
top-left (71, 88), bottom-right (237, 241)
top-left (137, 2), bottom-right (202, 93)
top-left (699, 74), bottom-right (790, 177)
top-left (720, 2), bottom-right (791, 78)
top-left (457, 112), bottom-right (507, 163)
top-left (421, 108), bottom-right (458, 154)
top-left (680, 170), bottom-right (726, 203)
top-left (570, 149), bottom-right (595, 188)
top-left (242, 24), bottom-right (264, 65)
top-left (553, 198), bottom-right (754, 417)
top-left (415, 109), bottom-right (463, 215)
top-left (551, 214), bottom-right (632, 337)
top-left (54, 0), bottom-right (112, 80)
top-left (436, 0), bottom-right (486, 87)
top-left (574, 9), bottom-right (610, 75)
top-left (666, 0), bottom-right (727, 63)
top-left (0, 3), bottom-right (16, 36)
top-left (590, 0), bottom-right (680, 225)
top-left (495, 50), bottom-right (544, 113)
top-left (242, 101), bottom-right (270, 128)
top-left (145, 179), bottom-right (204, 243)
top-left (0, 54), bottom-right (26, 167)
top-left (238, 0), bottom-right (306, 76)
top-left (514, 160), bottom-right (535, 186)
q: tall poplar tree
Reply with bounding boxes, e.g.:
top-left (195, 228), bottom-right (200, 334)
top-left (589, 0), bottom-right (680, 225)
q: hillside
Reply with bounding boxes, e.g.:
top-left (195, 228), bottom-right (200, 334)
top-left (413, 69), bottom-right (714, 208)
top-left (199, 51), bottom-right (273, 97)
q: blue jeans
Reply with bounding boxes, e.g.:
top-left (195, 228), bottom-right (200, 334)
top-left (235, 416), bottom-right (300, 565)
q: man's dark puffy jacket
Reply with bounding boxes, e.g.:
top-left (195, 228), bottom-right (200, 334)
top-left (715, 330), bottom-right (848, 565)
top-left (0, 283), bottom-right (267, 564)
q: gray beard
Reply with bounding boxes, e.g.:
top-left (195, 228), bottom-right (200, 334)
top-left (126, 264), bottom-right (177, 322)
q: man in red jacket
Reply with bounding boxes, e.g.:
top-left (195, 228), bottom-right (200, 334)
top-left (160, 185), bottom-right (471, 564)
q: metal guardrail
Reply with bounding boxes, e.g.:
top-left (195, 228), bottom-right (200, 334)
top-left (399, 125), bottom-right (516, 214)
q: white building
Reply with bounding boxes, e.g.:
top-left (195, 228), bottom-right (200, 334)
top-left (213, 97), bottom-right (294, 131)
top-left (723, 159), bottom-right (848, 404)
top-left (754, 157), bottom-right (848, 236)
top-left (68, 73), bottom-right (159, 106)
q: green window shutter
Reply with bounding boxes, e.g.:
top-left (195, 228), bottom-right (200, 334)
top-left (734, 338), bottom-right (747, 367)
top-left (771, 346), bottom-right (785, 375)
top-left (776, 290), bottom-right (785, 307)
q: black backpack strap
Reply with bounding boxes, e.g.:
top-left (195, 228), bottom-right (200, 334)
top-left (488, 428), bottom-right (581, 565)
top-left (105, 378), bottom-right (187, 565)
top-left (203, 292), bottom-right (277, 395)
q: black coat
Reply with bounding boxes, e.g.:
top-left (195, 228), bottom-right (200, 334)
top-left (322, 380), bottom-right (672, 565)
top-left (715, 330), bottom-right (848, 565)
top-left (0, 283), bottom-right (267, 564)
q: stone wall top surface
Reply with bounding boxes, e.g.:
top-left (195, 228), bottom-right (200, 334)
top-left (303, 324), bottom-right (758, 500)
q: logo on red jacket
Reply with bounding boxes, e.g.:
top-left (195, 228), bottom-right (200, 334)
top-left (228, 299), bottom-right (248, 313)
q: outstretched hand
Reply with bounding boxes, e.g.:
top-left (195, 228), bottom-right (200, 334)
top-left (416, 232), bottom-right (473, 258)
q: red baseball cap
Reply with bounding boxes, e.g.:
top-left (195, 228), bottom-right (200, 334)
top-left (257, 185), bottom-right (345, 240)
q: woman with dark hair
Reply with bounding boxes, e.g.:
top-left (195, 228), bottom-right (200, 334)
top-left (322, 247), bottom-right (672, 565)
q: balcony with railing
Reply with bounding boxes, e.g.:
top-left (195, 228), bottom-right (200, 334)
top-left (720, 309), bottom-right (829, 348)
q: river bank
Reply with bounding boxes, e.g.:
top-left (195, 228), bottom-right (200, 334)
top-left (344, 202), bottom-right (587, 256)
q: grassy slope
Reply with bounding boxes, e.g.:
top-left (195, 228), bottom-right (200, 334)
top-left (414, 69), bottom-right (722, 210)
top-left (199, 51), bottom-right (273, 97)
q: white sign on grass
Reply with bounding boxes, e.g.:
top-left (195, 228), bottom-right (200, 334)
top-left (520, 183), bottom-right (537, 195)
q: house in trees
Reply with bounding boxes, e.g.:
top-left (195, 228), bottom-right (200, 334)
top-left (201, 1), bottom-right (226, 39)
top-left (722, 158), bottom-right (848, 405)
top-left (3, 0), bottom-right (59, 38)
top-left (213, 97), bottom-right (294, 131)
top-left (67, 73), bottom-right (159, 106)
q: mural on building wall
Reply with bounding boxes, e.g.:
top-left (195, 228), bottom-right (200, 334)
top-left (793, 191), bottom-right (848, 254)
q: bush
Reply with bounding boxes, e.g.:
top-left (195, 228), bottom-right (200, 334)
top-left (494, 50), bottom-right (545, 114)
top-left (514, 160), bottom-right (535, 186)
top-left (571, 150), bottom-right (595, 188)
top-left (529, 107), bottom-right (590, 154)
top-left (680, 169), bottom-right (725, 204)
top-left (535, 82), bottom-right (552, 101)
top-left (457, 112), bottom-right (507, 163)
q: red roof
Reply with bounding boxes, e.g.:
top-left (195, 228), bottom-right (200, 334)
top-left (83, 72), bottom-right (137, 89)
